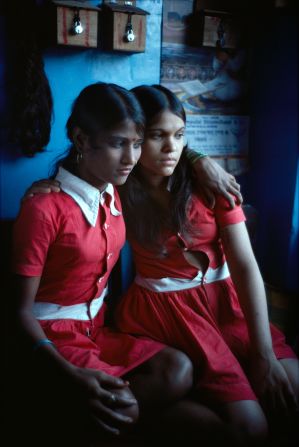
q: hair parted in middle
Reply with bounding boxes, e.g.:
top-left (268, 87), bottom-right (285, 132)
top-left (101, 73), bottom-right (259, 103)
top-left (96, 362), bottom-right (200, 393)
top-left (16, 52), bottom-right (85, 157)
top-left (119, 84), bottom-right (195, 254)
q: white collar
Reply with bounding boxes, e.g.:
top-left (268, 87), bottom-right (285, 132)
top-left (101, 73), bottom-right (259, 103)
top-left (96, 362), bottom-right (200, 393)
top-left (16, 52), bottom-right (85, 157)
top-left (55, 167), bottom-right (121, 227)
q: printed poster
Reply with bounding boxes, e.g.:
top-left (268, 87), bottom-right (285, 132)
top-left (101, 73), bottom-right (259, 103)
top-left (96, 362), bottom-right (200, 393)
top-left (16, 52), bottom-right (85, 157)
top-left (161, 0), bottom-right (250, 174)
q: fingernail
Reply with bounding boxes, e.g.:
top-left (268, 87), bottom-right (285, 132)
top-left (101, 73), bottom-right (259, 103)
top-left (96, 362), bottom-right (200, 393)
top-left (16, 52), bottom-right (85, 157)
top-left (125, 417), bottom-right (133, 423)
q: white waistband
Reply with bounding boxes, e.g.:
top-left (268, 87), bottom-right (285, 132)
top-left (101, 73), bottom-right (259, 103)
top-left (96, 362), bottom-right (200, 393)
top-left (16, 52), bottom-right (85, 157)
top-left (33, 287), bottom-right (108, 321)
top-left (134, 262), bottom-right (230, 292)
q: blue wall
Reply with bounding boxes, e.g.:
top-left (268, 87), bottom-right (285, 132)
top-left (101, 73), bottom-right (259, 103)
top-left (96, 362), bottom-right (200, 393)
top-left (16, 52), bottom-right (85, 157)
top-left (242, 14), bottom-right (298, 291)
top-left (0, 0), bottom-right (163, 219)
top-left (1, 3), bottom-right (297, 292)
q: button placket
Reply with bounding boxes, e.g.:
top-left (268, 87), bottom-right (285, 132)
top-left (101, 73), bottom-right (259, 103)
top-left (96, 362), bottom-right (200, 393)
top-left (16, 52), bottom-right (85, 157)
top-left (96, 206), bottom-right (108, 284)
top-left (105, 212), bottom-right (114, 265)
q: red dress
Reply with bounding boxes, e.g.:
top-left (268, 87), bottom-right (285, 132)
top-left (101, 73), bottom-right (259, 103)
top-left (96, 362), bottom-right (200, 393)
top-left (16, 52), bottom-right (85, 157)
top-left (116, 193), bottom-right (296, 403)
top-left (13, 168), bottom-right (164, 376)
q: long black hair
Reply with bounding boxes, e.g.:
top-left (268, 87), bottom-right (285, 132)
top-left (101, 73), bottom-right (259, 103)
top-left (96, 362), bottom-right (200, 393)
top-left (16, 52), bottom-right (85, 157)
top-left (6, 1), bottom-right (53, 156)
top-left (119, 84), bottom-right (194, 253)
top-left (52, 82), bottom-right (145, 176)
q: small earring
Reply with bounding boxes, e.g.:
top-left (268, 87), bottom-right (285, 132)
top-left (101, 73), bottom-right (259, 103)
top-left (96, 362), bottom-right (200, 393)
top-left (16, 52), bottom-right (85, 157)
top-left (76, 151), bottom-right (83, 164)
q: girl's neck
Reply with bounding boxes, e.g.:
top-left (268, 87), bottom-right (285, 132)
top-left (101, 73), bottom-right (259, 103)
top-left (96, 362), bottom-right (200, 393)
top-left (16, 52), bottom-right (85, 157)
top-left (139, 168), bottom-right (168, 191)
top-left (76, 166), bottom-right (108, 192)
top-left (137, 169), bottom-right (171, 210)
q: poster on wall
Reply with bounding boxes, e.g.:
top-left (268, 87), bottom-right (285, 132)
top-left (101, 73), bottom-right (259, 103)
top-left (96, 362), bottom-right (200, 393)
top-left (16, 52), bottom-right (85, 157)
top-left (160, 0), bottom-right (249, 175)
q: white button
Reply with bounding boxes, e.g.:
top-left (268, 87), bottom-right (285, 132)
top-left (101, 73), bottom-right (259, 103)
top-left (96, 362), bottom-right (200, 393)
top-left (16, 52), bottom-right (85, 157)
top-left (103, 223), bottom-right (109, 230)
top-left (203, 277), bottom-right (207, 283)
top-left (183, 247), bottom-right (188, 252)
top-left (98, 277), bottom-right (103, 283)
top-left (107, 253), bottom-right (113, 260)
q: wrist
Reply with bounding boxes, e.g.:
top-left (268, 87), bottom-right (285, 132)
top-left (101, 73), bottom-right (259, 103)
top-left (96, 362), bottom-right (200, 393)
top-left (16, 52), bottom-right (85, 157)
top-left (32, 338), bottom-right (56, 352)
top-left (186, 149), bottom-right (208, 165)
top-left (250, 346), bottom-right (275, 361)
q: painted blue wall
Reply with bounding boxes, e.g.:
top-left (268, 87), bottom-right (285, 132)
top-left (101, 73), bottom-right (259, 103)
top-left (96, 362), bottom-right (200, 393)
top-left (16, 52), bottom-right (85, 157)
top-left (242, 14), bottom-right (298, 291)
top-left (1, 4), bottom-right (297, 293)
top-left (0, 0), bottom-right (163, 219)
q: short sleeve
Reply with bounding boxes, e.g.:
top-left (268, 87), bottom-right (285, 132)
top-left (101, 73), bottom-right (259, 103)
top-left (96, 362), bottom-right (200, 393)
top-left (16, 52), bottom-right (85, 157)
top-left (12, 197), bottom-right (57, 276)
top-left (214, 195), bottom-right (246, 228)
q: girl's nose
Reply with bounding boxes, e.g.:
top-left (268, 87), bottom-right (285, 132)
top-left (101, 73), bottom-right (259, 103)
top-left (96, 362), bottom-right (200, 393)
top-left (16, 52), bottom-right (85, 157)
top-left (122, 146), bottom-right (136, 165)
top-left (162, 137), bottom-right (177, 152)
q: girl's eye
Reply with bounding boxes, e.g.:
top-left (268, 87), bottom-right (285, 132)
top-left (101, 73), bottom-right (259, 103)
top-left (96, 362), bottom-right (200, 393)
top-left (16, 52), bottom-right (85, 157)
top-left (133, 141), bottom-right (143, 149)
top-left (148, 133), bottom-right (162, 140)
top-left (175, 133), bottom-right (184, 139)
top-left (113, 141), bottom-right (124, 148)
top-left (110, 139), bottom-right (127, 149)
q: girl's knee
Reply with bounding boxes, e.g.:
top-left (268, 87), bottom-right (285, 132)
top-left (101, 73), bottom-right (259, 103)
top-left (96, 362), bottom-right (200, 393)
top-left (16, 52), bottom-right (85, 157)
top-left (158, 347), bottom-right (194, 398)
top-left (222, 400), bottom-right (268, 443)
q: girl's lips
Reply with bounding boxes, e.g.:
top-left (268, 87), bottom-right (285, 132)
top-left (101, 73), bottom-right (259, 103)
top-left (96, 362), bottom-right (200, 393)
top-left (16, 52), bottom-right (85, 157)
top-left (160, 159), bottom-right (176, 166)
top-left (117, 169), bottom-right (132, 175)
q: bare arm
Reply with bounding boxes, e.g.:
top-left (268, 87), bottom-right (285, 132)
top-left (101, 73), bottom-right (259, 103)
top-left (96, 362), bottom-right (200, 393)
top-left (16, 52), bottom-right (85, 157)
top-left (186, 149), bottom-right (243, 208)
top-left (220, 223), bottom-right (297, 412)
top-left (14, 274), bottom-right (137, 434)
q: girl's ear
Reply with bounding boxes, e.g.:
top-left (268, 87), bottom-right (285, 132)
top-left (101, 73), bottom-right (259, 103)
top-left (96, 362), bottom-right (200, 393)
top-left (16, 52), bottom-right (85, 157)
top-left (72, 127), bottom-right (89, 153)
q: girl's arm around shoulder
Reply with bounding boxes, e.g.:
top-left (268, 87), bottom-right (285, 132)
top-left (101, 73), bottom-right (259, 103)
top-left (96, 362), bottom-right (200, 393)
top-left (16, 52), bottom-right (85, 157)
top-left (22, 179), bottom-right (61, 201)
top-left (186, 149), bottom-right (243, 209)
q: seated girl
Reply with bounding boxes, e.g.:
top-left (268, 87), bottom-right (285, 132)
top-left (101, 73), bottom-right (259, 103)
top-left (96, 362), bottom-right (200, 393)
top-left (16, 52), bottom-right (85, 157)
top-left (115, 84), bottom-right (299, 445)
top-left (12, 83), bottom-right (198, 445)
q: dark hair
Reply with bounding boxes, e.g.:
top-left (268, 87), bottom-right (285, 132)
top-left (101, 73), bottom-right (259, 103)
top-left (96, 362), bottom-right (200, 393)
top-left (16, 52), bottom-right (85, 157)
top-left (53, 82), bottom-right (145, 175)
top-left (131, 84), bottom-right (186, 125)
top-left (119, 84), bottom-right (194, 253)
top-left (6, 1), bottom-right (53, 157)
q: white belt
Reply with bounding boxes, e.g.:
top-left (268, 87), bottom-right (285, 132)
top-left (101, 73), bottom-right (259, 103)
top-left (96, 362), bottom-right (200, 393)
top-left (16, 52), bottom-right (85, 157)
top-left (135, 262), bottom-right (230, 292)
top-left (33, 287), bottom-right (108, 321)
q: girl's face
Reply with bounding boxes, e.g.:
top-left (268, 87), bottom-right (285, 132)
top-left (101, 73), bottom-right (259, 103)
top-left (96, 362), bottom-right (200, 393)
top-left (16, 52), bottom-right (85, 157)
top-left (77, 119), bottom-right (143, 190)
top-left (139, 110), bottom-right (185, 181)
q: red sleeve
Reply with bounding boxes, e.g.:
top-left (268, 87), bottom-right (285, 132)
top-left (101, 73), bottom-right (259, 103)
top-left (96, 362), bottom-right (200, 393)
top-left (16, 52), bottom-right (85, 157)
top-left (12, 197), bottom-right (57, 276)
top-left (214, 194), bottom-right (246, 228)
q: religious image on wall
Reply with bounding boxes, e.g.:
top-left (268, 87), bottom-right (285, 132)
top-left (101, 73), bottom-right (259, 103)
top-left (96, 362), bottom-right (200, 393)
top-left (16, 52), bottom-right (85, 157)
top-left (160, 0), bottom-right (250, 175)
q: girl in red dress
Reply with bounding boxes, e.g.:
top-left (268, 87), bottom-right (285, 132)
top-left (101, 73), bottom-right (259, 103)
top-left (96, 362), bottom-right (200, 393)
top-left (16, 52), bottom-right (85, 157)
top-left (12, 83), bottom-right (197, 444)
top-left (115, 84), bottom-right (299, 445)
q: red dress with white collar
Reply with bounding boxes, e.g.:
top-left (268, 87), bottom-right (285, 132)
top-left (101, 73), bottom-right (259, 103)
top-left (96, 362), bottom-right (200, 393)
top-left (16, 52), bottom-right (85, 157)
top-left (13, 169), bottom-right (164, 376)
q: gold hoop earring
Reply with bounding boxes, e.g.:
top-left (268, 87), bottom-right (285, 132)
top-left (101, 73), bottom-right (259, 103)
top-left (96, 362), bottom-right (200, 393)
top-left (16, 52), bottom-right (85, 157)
top-left (76, 151), bottom-right (83, 164)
